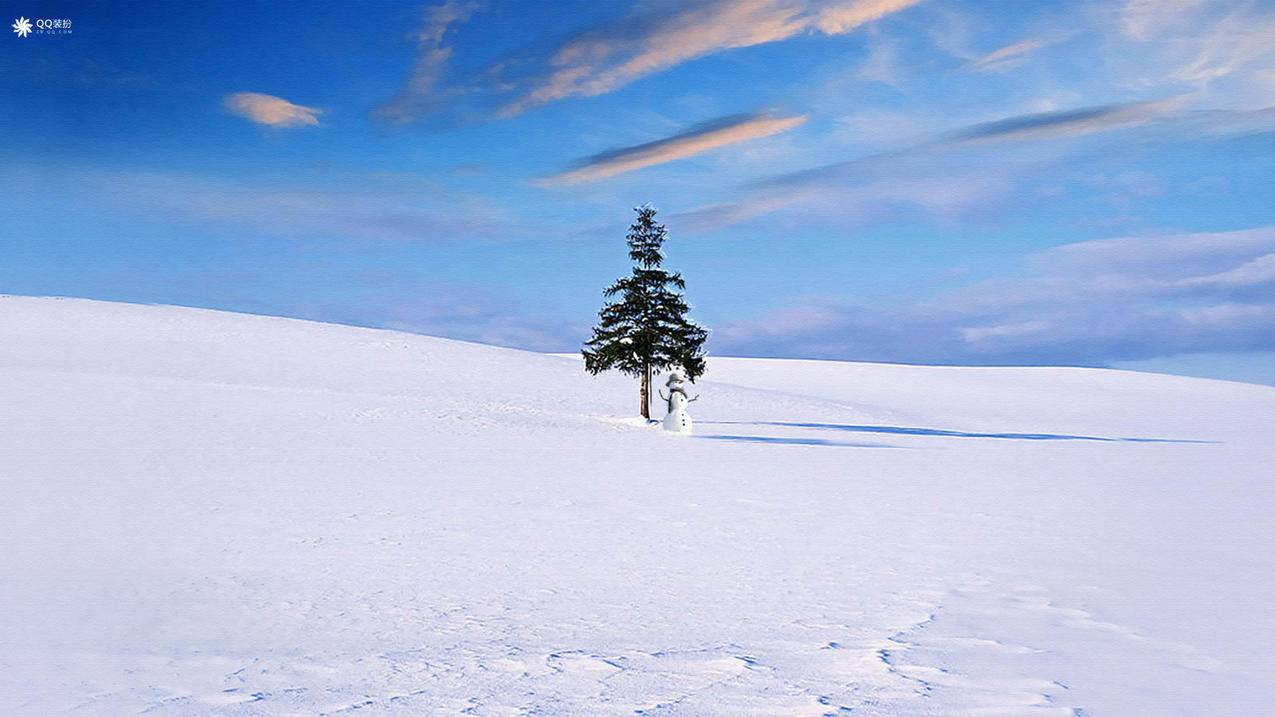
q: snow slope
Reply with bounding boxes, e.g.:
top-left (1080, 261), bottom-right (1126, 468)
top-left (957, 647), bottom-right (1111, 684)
top-left (1, 296), bottom-right (1272, 716)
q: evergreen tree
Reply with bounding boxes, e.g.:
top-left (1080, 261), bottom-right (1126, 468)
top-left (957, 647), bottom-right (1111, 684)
top-left (583, 204), bottom-right (708, 419)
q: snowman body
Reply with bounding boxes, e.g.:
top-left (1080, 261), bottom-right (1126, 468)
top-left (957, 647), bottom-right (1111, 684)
top-left (662, 376), bottom-right (693, 435)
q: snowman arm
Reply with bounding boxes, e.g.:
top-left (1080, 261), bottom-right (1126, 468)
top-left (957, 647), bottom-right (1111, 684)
top-left (688, 394), bottom-right (700, 402)
top-left (659, 390), bottom-right (669, 401)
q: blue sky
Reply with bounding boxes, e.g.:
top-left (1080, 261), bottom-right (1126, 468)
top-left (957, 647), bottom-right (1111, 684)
top-left (4, 0), bottom-right (1275, 383)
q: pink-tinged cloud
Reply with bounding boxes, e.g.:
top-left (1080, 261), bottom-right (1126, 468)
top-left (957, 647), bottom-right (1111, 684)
top-left (543, 113), bottom-right (807, 185)
top-left (963, 37), bottom-right (1052, 73)
top-left (499, 0), bottom-right (924, 117)
top-left (813, 0), bottom-right (922, 33)
top-left (223, 92), bottom-right (322, 128)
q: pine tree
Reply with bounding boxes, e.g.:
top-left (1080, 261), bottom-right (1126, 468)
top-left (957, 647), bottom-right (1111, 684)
top-left (583, 204), bottom-right (708, 420)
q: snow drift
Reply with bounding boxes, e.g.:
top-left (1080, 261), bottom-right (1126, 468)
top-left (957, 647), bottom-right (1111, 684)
top-left (1, 296), bottom-right (1272, 716)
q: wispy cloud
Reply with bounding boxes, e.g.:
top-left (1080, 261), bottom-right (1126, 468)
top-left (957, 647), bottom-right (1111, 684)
top-left (680, 97), bottom-right (1196, 231)
top-left (1171, 7), bottom-right (1275, 84)
top-left (925, 9), bottom-right (1063, 73)
top-left (375, 0), bottom-right (481, 124)
top-left (945, 96), bottom-right (1183, 143)
top-left (1119, 0), bottom-right (1208, 41)
top-left (51, 168), bottom-right (517, 243)
top-left (854, 33), bottom-right (905, 86)
top-left (497, 0), bottom-right (924, 117)
top-left (304, 284), bottom-right (585, 352)
top-left (680, 159), bottom-right (1022, 233)
top-left (758, 97), bottom-right (1184, 190)
top-left (963, 37), bottom-right (1053, 73)
top-left (223, 92), bottom-right (322, 128)
top-left (541, 113), bottom-right (807, 185)
top-left (716, 226), bottom-right (1275, 364)
top-left (1114, 0), bottom-right (1275, 101)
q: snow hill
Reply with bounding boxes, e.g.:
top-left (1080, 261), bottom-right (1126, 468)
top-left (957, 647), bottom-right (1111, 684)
top-left (1, 296), bottom-right (1272, 716)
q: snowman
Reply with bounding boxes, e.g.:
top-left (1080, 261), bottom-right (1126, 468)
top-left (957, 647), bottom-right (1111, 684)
top-left (659, 370), bottom-right (698, 434)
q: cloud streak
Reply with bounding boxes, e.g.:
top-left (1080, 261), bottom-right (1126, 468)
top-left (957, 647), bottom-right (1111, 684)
top-left (223, 92), bottom-right (322, 128)
top-left (963, 37), bottom-right (1052, 73)
top-left (52, 168), bottom-right (518, 243)
top-left (946, 96), bottom-right (1183, 143)
top-left (542, 113), bottom-right (807, 185)
top-left (754, 98), bottom-right (1184, 192)
top-left (497, 0), bottom-right (924, 117)
top-left (680, 96), bottom-right (1196, 231)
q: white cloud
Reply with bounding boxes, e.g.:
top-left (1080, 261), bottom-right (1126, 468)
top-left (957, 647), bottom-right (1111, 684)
top-left (223, 92), bottom-right (322, 128)
top-left (715, 226), bottom-right (1275, 364)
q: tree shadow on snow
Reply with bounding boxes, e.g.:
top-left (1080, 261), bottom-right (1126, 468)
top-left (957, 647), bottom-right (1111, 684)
top-left (698, 434), bottom-right (903, 448)
top-left (701, 421), bottom-right (1216, 445)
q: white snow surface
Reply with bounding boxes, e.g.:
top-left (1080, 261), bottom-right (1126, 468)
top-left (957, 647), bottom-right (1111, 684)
top-left (2, 296), bottom-right (1272, 716)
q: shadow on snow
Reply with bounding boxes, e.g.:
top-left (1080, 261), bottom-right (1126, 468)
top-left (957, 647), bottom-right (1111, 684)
top-left (698, 434), bottom-right (902, 448)
top-left (700, 421), bottom-right (1215, 445)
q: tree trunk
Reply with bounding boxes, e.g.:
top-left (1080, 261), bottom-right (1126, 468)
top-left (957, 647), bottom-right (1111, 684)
top-left (640, 364), bottom-right (651, 420)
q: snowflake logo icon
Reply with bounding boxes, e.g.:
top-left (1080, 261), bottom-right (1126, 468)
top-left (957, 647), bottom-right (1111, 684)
top-left (12, 16), bottom-right (32, 38)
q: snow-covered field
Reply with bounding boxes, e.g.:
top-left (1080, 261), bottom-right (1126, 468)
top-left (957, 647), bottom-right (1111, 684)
top-left (2, 296), bottom-right (1272, 716)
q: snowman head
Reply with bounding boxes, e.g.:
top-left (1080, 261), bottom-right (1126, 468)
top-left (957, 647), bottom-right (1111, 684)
top-left (668, 390), bottom-right (688, 410)
top-left (666, 370), bottom-right (685, 387)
